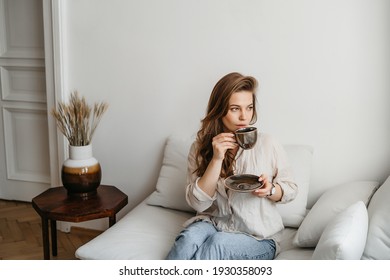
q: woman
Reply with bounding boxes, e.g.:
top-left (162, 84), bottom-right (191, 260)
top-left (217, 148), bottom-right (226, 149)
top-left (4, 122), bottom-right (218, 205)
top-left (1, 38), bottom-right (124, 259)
top-left (166, 72), bottom-right (297, 260)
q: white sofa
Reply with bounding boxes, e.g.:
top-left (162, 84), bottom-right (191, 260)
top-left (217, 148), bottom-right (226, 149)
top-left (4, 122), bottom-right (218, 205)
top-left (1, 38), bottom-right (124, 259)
top-left (75, 134), bottom-right (390, 260)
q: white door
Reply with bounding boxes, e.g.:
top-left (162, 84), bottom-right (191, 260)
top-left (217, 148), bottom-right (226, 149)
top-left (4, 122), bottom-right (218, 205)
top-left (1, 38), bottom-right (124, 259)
top-left (0, 0), bottom-right (54, 201)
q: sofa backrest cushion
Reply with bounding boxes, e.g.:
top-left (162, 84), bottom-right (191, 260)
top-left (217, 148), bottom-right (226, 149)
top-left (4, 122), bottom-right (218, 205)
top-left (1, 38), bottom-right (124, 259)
top-left (311, 201), bottom-right (368, 260)
top-left (362, 175), bottom-right (390, 259)
top-left (293, 180), bottom-right (379, 248)
top-left (147, 133), bottom-right (313, 228)
top-left (146, 133), bottom-right (195, 213)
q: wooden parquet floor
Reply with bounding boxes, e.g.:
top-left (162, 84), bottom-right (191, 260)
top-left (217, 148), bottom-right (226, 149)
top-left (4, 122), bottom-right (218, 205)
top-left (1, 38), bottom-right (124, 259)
top-left (0, 199), bottom-right (102, 260)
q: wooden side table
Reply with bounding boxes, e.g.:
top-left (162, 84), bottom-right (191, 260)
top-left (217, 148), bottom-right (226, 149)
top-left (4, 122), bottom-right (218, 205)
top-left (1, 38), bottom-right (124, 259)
top-left (32, 185), bottom-right (128, 260)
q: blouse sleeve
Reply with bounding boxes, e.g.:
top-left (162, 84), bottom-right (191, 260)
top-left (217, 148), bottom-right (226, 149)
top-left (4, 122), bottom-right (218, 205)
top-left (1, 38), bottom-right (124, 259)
top-left (185, 142), bottom-right (217, 212)
top-left (271, 137), bottom-right (298, 204)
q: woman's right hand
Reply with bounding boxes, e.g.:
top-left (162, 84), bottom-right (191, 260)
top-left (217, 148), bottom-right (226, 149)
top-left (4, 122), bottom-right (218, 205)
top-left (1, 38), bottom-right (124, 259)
top-left (212, 133), bottom-right (238, 160)
top-left (197, 132), bottom-right (237, 197)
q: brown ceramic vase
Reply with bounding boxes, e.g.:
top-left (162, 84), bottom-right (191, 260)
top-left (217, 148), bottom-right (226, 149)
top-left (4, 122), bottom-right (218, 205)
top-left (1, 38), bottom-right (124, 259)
top-left (61, 145), bottom-right (101, 198)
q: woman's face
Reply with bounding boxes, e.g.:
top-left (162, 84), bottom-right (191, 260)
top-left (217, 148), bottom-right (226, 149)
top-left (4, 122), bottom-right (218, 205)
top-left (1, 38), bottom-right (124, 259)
top-left (222, 90), bottom-right (254, 132)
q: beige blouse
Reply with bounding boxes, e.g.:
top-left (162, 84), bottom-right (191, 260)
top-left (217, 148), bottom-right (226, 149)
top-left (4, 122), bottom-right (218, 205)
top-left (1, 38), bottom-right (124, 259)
top-left (185, 132), bottom-right (298, 254)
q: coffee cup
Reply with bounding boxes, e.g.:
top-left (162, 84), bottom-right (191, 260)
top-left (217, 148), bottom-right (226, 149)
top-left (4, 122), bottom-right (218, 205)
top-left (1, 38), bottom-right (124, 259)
top-left (235, 127), bottom-right (257, 150)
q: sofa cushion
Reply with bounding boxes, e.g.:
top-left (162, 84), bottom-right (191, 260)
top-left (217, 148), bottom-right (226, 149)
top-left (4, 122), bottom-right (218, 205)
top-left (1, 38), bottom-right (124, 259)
top-left (311, 201), bottom-right (368, 260)
top-left (274, 228), bottom-right (314, 260)
top-left (362, 175), bottom-right (390, 259)
top-left (146, 133), bottom-right (195, 213)
top-left (275, 248), bottom-right (314, 260)
top-left (75, 199), bottom-right (193, 259)
top-left (293, 181), bottom-right (379, 248)
top-left (147, 134), bottom-right (313, 228)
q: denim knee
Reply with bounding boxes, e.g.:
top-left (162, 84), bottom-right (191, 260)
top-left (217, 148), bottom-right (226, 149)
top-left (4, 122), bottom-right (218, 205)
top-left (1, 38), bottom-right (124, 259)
top-left (177, 221), bottom-right (216, 243)
top-left (166, 221), bottom-right (217, 260)
top-left (193, 232), bottom-right (230, 260)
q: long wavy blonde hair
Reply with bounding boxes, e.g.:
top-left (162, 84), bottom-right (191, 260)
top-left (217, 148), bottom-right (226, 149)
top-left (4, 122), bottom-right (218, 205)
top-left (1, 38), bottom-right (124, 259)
top-left (195, 72), bottom-right (258, 178)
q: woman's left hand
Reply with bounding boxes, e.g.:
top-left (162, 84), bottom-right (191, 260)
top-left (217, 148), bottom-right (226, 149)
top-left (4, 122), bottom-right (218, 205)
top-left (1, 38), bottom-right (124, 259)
top-left (252, 174), bottom-right (272, 197)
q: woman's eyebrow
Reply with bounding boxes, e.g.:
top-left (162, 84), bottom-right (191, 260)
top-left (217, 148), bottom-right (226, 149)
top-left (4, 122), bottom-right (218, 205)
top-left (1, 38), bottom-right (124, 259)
top-left (229, 103), bottom-right (253, 107)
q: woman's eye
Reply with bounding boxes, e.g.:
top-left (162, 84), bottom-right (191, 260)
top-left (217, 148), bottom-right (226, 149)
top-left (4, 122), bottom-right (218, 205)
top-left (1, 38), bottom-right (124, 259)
top-left (231, 107), bottom-right (239, 112)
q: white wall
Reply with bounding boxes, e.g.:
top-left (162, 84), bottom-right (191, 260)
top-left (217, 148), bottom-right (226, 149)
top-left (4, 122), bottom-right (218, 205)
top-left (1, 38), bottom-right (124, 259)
top-left (59, 0), bottom-right (390, 229)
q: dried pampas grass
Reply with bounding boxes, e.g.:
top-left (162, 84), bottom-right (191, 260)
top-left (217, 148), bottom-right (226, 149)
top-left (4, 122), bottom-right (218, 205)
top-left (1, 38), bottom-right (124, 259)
top-left (51, 91), bottom-right (108, 146)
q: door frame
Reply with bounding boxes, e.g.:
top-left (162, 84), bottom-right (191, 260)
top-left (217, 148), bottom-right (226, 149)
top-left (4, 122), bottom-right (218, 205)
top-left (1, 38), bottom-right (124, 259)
top-left (43, 0), bottom-right (67, 188)
top-left (43, 0), bottom-right (73, 232)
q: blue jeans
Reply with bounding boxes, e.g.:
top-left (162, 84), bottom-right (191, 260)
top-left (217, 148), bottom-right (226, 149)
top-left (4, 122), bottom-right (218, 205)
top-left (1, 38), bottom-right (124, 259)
top-left (166, 221), bottom-right (276, 260)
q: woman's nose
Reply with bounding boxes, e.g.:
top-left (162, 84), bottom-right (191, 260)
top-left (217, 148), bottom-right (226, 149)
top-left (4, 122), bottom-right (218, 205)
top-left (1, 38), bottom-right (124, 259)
top-left (239, 110), bottom-right (247, 120)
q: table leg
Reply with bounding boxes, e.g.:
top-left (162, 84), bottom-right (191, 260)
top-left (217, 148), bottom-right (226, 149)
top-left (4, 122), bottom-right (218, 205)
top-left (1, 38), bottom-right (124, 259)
top-left (41, 217), bottom-right (50, 260)
top-left (50, 219), bottom-right (57, 256)
top-left (109, 215), bottom-right (116, 227)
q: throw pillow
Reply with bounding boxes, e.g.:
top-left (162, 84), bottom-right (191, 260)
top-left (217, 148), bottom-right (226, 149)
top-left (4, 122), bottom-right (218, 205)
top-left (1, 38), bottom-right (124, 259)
top-left (146, 133), bottom-right (195, 213)
top-left (276, 145), bottom-right (313, 228)
top-left (362, 175), bottom-right (390, 259)
top-left (311, 201), bottom-right (368, 260)
top-left (294, 180), bottom-right (379, 247)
